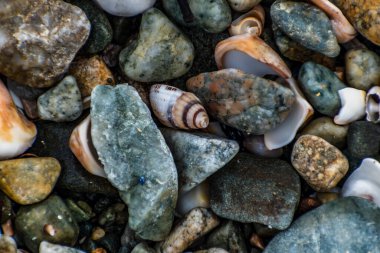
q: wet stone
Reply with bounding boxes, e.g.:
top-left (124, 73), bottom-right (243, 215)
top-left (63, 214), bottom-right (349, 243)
top-left (206, 221), bottom-right (247, 253)
top-left (0, 235), bottom-right (17, 253)
top-left (347, 121), bottom-right (380, 159)
top-left (209, 153), bottom-right (301, 230)
top-left (65, 199), bottom-right (94, 223)
top-left (131, 243), bottom-right (155, 253)
top-left (39, 241), bottom-right (85, 253)
top-left (0, 191), bottom-right (12, 223)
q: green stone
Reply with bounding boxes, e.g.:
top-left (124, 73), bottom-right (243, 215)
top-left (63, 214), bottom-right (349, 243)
top-left (131, 243), bottom-right (155, 253)
top-left (119, 8), bottom-right (194, 82)
top-left (347, 121), bottom-right (380, 159)
top-left (298, 61), bottom-right (346, 117)
top-left (65, 199), bottom-right (94, 223)
top-left (206, 221), bottom-right (247, 253)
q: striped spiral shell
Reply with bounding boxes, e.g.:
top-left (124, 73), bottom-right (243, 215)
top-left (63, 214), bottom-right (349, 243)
top-left (150, 84), bottom-right (209, 130)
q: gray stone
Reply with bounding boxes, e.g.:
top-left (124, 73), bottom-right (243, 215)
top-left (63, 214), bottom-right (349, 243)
top-left (37, 76), bottom-right (83, 122)
top-left (91, 84), bottom-right (178, 241)
top-left (160, 128), bottom-right (239, 192)
top-left (0, 0), bottom-right (90, 88)
top-left (206, 221), bottom-right (247, 253)
top-left (39, 241), bottom-right (85, 253)
top-left (347, 121), bottom-right (380, 159)
top-left (131, 243), bottom-right (156, 253)
top-left (210, 153), bottom-right (301, 230)
top-left (119, 8), bottom-right (194, 82)
top-left (264, 197), bottom-right (380, 253)
top-left (298, 61), bottom-right (346, 117)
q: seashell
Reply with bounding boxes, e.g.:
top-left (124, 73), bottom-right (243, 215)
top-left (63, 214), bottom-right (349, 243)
top-left (0, 80), bottom-right (37, 160)
top-left (92, 0), bottom-right (156, 17)
top-left (150, 84), bottom-right (209, 130)
top-left (334, 87), bottom-right (366, 125)
top-left (215, 34), bottom-right (292, 79)
top-left (366, 86), bottom-right (380, 123)
top-left (227, 0), bottom-right (262, 12)
top-left (309, 0), bottom-right (357, 43)
top-left (342, 158), bottom-right (380, 207)
top-left (229, 5), bottom-right (265, 36)
top-left (69, 115), bottom-right (105, 178)
top-left (176, 181), bottom-right (210, 215)
top-left (243, 135), bottom-right (283, 158)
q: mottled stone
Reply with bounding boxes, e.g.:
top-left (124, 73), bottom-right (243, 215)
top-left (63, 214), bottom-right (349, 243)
top-left (347, 121), bottom-right (380, 159)
top-left (15, 195), bottom-right (79, 253)
top-left (210, 153), bottom-right (300, 230)
top-left (119, 8), bottom-right (194, 82)
top-left (160, 128), bottom-right (239, 192)
top-left (91, 85), bottom-right (178, 241)
top-left (67, 0), bottom-right (113, 54)
top-left (37, 76), bottom-right (83, 122)
top-left (162, 0), bottom-right (232, 33)
top-left (187, 69), bottom-right (295, 134)
top-left (271, 1), bottom-right (339, 57)
top-left (301, 117), bottom-right (348, 149)
top-left (206, 221), bottom-right (247, 253)
top-left (131, 243), bottom-right (155, 253)
top-left (264, 197), bottom-right (380, 253)
top-left (0, 0), bottom-right (90, 88)
top-left (0, 157), bottom-right (60, 205)
top-left (159, 208), bottom-right (220, 253)
top-left (298, 61), bottom-right (346, 117)
top-left (40, 241), bottom-right (85, 253)
top-left (0, 235), bottom-right (17, 253)
top-left (69, 56), bottom-right (115, 98)
top-left (346, 49), bottom-right (380, 91)
top-left (291, 135), bottom-right (349, 192)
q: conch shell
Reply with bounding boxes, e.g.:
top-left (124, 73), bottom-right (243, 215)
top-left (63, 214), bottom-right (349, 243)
top-left (334, 87), bottom-right (366, 125)
top-left (0, 80), bottom-right (37, 160)
top-left (69, 115), bottom-right (105, 178)
top-left (229, 5), bottom-right (265, 36)
top-left (366, 86), bottom-right (380, 123)
top-left (150, 84), bottom-right (209, 130)
top-left (227, 0), bottom-right (262, 12)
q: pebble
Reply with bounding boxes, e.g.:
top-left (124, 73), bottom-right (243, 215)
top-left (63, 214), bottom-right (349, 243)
top-left (347, 121), bottom-right (380, 159)
top-left (91, 85), bottom-right (178, 241)
top-left (160, 128), bottom-right (239, 192)
top-left (91, 227), bottom-right (106, 241)
top-left (131, 243), bottom-right (155, 253)
top-left (39, 241), bottom-right (85, 253)
top-left (0, 157), bottom-right (60, 205)
top-left (0, 192), bottom-right (12, 223)
top-left (194, 249), bottom-right (229, 253)
top-left (0, 0), bottom-right (90, 88)
top-left (119, 8), bottom-right (195, 82)
top-left (65, 199), bottom-right (94, 223)
top-left (209, 153), bottom-right (300, 230)
top-left (264, 197), bottom-right (380, 252)
top-left (298, 61), bottom-right (346, 117)
top-left (206, 221), bottom-right (247, 253)
top-left (92, 0), bottom-right (155, 17)
top-left (37, 76), bottom-right (83, 122)
top-left (291, 135), bottom-right (349, 192)
top-left (0, 235), bottom-right (17, 253)
top-left (15, 195), bottom-right (79, 253)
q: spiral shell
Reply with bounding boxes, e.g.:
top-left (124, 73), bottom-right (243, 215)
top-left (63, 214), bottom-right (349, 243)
top-left (150, 84), bottom-right (209, 130)
top-left (366, 86), bottom-right (380, 123)
top-left (229, 5), bottom-right (265, 36)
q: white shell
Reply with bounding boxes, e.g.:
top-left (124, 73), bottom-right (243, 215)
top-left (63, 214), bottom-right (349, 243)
top-left (227, 0), bottom-right (261, 12)
top-left (366, 86), bottom-right (380, 123)
top-left (342, 158), bottom-right (380, 207)
top-left (92, 0), bottom-right (156, 17)
top-left (150, 84), bottom-right (209, 130)
top-left (69, 115), bottom-right (105, 178)
top-left (229, 5), bottom-right (265, 36)
top-left (177, 181), bottom-right (210, 215)
top-left (334, 87), bottom-right (366, 125)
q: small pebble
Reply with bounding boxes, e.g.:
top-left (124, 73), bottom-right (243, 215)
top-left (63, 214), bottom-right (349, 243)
top-left (91, 227), bottom-right (106, 241)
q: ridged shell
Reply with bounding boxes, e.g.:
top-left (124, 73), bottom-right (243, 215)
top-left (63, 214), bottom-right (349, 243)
top-left (229, 5), bottom-right (265, 36)
top-left (227, 0), bottom-right (262, 12)
top-left (150, 84), bottom-right (209, 130)
top-left (366, 86), bottom-right (380, 123)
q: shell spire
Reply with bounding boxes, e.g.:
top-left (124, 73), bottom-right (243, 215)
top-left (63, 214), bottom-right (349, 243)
top-left (150, 84), bottom-right (209, 130)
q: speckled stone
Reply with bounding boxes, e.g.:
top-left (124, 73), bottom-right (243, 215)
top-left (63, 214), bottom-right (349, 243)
top-left (0, 236), bottom-right (17, 253)
top-left (160, 128), bottom-right (239, 192)
top-left (271, 1), bottom-right (339, 57)
top-left (162, 0), bottom-right (232, 33)
top-left (347, 121), bottom-right (380, 159)
top-left (131, 243), bottom-right (155, 253)
top-left (301, 117), bottom-right (348, 149)
top-left (39, 241), bottom-right (85, 253)
top-left (206, 221), bottom-right (247, 253)
top-left (346, 49), bottom-right (380, 91)
top-left (15, 195), bottom-right (79, 253)
top-left (91, 85), bottom-right (178, 241)
top-left (291, 135), bottom-right (349, 192)
top-left (186, 69), bottom-right (295, 135)
top-left (0, 0), bottom-right (90, 88)
top-left (0, 157), bottom-right (61, 205)
top-left (264, 197), bottom-right (380, 253)
top-left (119, 8), bottom-right (194, 82)
top-left (209, 153), bottom-right (300, 230)
top-left (298, 61), bottom-right (346, 117)
top-left (37, 76), bottom-right (83, 122)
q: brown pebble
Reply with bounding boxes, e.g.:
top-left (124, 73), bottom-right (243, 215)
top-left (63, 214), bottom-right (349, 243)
top-left (91, 227), bottom-right (106, 241)
top-left (298, 197), bottom-right (322, 214)
top-left (43, 224), bottom-right (56, 237)
top-left (92, 248), bottom-right (107, 253)
top-left (21, 99), bottom-right (39, 120)
top-left (249, 233), bottom-right (265, 250)
top-left (317, 192), bottom-right (340, 204)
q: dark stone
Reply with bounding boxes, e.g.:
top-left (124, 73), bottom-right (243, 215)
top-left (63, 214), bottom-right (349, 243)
top-left (97, 232), bottom-right (121, 253)
top-left (347, 121), bottom-right (380, 159)
top-left (206, 221), bottom-right (247, 253)
top-left (0, 191), bottom-right (13, 224)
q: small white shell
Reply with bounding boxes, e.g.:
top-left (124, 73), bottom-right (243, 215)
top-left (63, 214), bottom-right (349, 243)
top-left (229, 5), bottom-right (265, 36)
top-left (176, 181), bottom-right (210, 215)
top-left (227, 0), bottom-right (262, 12)
top-left (334, 87), bottom-right (366, 125)
top-left (366, 86), bottom-right (380, 123)
top-left (150, 84), bottom-right (209, 130)
top-left (342, 158), bottom-right (380, 207)
top-left (69, 115), bottom-right (105, 178)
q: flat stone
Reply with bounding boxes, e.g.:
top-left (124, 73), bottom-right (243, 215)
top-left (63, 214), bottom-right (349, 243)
top-left (91, 85), bottom-right (178, 241)
top-left (347, 121), bottom-right (380, 159)
top-left (39, 241), bottom-right (85, 253)
top-left (0, 235), bottom-right (17, 253)
top-left (160, 128), bottom-right (239, 192)
top-left (15, 195), bottom-right (79, 253)
top-left (0, 0), bottom-right (90, 88)
top-left (37, 76), bottom-right (83, 122)
top-left (186, 69), bottom-right (295, 135)
top-left (119, 8), bottom-right (194, 82)
top-left (0, 157), bottom-right (61, 205)
top-left (291, 135), bottom-right (349, 192)
top-left (298, 61), bottom-right (346, 117)
top-left (264, 197), bottom-right (380, 253)
top-left (206, 221), bottom-right (247, 253)
top-left (209, 153), bottom-right (300, 230)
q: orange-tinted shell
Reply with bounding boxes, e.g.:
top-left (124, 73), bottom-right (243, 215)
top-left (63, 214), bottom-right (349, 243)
top-left (229, 5), bottom-right (265, 36)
